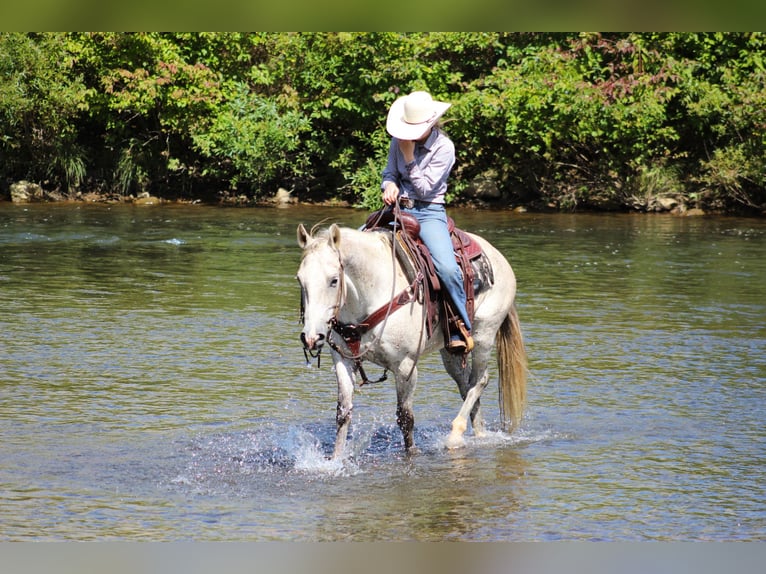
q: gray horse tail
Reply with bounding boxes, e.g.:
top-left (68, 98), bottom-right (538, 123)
top-left (496, 303), bottom-right (528, 431)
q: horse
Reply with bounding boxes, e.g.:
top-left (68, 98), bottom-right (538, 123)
top-left (296, 220), bottom-right (527, 459)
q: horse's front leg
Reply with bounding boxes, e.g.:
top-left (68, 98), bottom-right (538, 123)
top-left (332, 352), bottom-right (356, 459)
top-left (395, 361), bottom-right (418, 452)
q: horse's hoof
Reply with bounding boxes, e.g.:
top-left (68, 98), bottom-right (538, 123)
top-left (445, 433), bottom-right (466, 450)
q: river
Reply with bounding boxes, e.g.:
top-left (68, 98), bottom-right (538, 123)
top-left (0, 202), bottom-right (764, 541)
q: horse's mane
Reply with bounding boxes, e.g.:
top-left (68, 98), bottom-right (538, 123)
top-left (306, 220), bottom-right (357, 241)
top-left (308, 219), bottom-right (331, 237)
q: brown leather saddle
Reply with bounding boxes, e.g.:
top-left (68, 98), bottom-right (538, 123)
top-left (362, 207), bottom-right (494, 346)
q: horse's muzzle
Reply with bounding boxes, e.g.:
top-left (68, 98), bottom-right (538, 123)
top-left (301, 331), bottom-right (326, 351)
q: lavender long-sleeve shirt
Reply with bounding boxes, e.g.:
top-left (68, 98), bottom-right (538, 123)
top-left (380, 128), bottom-right (455, 204)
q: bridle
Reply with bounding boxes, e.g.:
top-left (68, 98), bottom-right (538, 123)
top-left (299, 250), bottom-right (346, 365)
top-left (299, 204), bottom-right (426, 386)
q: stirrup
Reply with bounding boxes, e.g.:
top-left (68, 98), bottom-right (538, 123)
top-left (447, 321), bottom-right (474, 354)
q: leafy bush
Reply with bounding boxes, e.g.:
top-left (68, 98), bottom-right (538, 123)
top-left (192, 84), bottom-right (311, 196)
top-left (1, 32), bottom-right (764, 213)
top-left (0, 33), bottom-right (87, 191)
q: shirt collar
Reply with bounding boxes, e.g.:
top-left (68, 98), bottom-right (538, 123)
top-left (418, 128), bottom-right (439, 151)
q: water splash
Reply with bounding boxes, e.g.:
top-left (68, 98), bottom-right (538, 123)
top-left (168, 419), bottom-right (550, 493)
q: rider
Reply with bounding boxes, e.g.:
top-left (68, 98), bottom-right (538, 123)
top-left (380, 90), bottom-right (473, 353)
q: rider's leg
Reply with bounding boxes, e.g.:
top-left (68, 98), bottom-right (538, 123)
top-left (410, 203), bottom-right (472, 332)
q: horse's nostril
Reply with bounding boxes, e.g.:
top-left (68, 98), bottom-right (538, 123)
top-left (301, 332), bottom-right (326, 351)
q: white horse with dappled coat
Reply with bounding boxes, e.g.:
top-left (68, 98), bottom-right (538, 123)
top-left (296, 222), bottom-right (527, 459)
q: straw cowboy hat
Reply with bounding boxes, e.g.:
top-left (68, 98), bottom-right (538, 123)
top-left (386, 91), bottom-right (451, 140)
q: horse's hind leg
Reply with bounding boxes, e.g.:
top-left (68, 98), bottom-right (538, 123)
top-left (394, 361), bottom-right (418, 451)
top-left (441, 350), bottom-right (483, 429)
top-left (441, 345), bottom-right (492, 449)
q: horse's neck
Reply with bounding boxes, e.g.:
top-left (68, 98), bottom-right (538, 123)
top-left (339, 229), bottom-right (401, 321)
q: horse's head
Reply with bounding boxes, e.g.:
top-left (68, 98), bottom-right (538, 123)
top-left (296, 223), bottom-right (344, 351)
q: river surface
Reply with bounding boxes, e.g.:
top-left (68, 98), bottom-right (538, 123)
top-left (0, 202), bottom-right (764, 541)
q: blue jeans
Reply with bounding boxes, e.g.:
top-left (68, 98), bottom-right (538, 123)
top-left (405, 202), bottom-right (472, 331)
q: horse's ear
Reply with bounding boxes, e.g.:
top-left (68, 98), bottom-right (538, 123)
top-left (328, 224), bottom-right (341, 249)
top-left (297, 224), bottom-right (310, 248)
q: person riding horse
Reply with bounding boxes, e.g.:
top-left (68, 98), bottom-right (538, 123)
top-left (380, 90), bottom-right (473, 353)
top-left (297, 90), bottom-right (527, 456)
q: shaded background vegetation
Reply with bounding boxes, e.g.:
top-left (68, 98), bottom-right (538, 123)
top-left (1, 32), bottom-right (764, 213)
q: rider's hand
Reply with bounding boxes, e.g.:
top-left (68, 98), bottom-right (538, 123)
top-left (382, 182), bottom-right (399, 206)
top-left (397, 139), bottom-right (416, 163)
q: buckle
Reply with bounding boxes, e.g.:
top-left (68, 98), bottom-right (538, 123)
top-left (399, 197), bottom-right (414, 209)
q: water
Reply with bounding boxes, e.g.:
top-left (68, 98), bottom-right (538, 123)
top-left (1, 203), bottom-right (764, 541)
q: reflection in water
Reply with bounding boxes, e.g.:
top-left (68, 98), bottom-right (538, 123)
top-left (0, 204), bottom-right (764, 541)
top-left (310, 434), bottom-right (531, 542)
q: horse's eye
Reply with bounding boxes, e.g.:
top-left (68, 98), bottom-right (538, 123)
top-left (330, 277), bottom-right (339, 288)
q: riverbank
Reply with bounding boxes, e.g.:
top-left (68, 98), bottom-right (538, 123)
top-left (5, 179), bottom-right (748, 217)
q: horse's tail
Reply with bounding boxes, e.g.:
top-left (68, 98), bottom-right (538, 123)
top-left (496, 303), bottom-right (528, 432)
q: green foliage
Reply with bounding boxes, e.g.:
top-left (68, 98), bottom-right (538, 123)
top-left (53, 144), bottom-right (87, 191)
top-left (0, 33), bottom-right (88, 191)
top-left (1, 32), bottom-right (764, 213)
top-left (347, 155), bottom-right (387, 211)
top-left (450, 33), bottom-right (684, 208)
top-left (114, 139), bottom-right (150, 196)
top-left (661, 33), bottom-right (766, 210)
top-left (67, 32), bottom-right (230, 195)
top-left (192, 83), bottom-right (311, 195)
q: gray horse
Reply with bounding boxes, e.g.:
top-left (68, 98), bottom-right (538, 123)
top-left (297, 222), bottom-right (527, 459)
